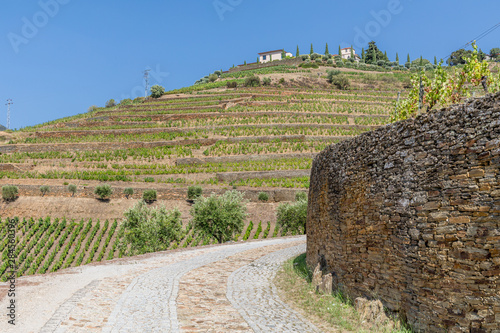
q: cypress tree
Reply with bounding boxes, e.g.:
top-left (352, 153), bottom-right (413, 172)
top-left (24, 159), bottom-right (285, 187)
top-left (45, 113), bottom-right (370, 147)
top-left (296, 45), bottom-right (300, 57)
top-left (419, 55), bottom-right (423, 66)
top-left (351, 45), bottom-right (354, 59)
top-left (338, 45), bottom-right (341, 57)
top-left (384, 50), bottom-right (388, 61)
top-left (361, 48), bottom-right (365, 59)
top-left (310, 44), bottom-right (314, 55)
top-left (396, 53), bottom-right (399, 64)
top-left (325, 43), bottom-right (329, 55)
top-left (244, 60), bottom-right (247, 65)
top-left (372, 49), bottom-right (377, 64)
top-left (407, 54), bottom-right (410, 63)
top-left (434, 56), bottom-right (437, 65)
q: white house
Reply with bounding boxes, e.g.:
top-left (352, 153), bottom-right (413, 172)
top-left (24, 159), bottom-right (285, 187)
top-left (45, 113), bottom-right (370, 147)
top-left (258, 49), bottom-right (293, 63)
top-left (340, 47), bottom-right (360, 60)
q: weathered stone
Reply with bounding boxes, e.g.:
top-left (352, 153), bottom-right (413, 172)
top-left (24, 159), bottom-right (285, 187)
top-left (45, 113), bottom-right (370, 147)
top-left (307, 92), bottom-right (500, 333)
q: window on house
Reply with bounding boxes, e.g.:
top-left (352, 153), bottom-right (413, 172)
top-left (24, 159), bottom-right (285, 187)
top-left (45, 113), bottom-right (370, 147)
top-left (263, 55), bottom-right (267, 60)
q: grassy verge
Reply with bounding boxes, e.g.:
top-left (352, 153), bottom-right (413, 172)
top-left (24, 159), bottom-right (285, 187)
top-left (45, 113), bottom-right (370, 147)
top-left (275, 253), bottom-right (413, 333)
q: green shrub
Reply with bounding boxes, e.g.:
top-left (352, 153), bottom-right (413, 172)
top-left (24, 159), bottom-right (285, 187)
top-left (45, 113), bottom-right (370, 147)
top-left (326, 70), bottom-right (341, 82)
top-left (94, 184), bottom-right (113, 200)
top-left (330, 74), bottom-right (350, 90)
top-left (105, 99), bottom-right (116, 108)
top-left (327, 59), bottom-right (334, 65)
top-left (300, 54), bottom-right (310, 61)
top-left (213, 70), bottom-right (222, 76)
top-left (208, 74), bottom-right (218, 82)
top-left (295, 191), bottom-right (308, 202)
top-left (150, 85), bottom-right (165, 98)
top-left (258, 192), bottom-right (269, 202)
top-left (40, 185), bottom-right (50, 196)
top-left (279, 78), bottom-right (285, 84)
top-left (120, 98), bottom-right (132, 105)
top-left (144, 177), bottom-right (155, 183)
top-left (299, 63), bottom-right (319, 69)
top-left (190, 190), bottom-right (248, 243)
top-left (262, 77), bottom-right (272, 86)
top-left (143, 189), bottom-right (157, 203)
top-left (87, 105), bottom-right (98, 112)
top-left (310, 53), bottom-right (322, 60)
top-left (124, 187), bottom-right (134, 199)
top-left (133, 97), bottom-right (144, 104)
top-left (68, 184), bottom-right (77, 196)
top-left (2, 185), bottom-right (18, 201)
top-left (187, 186), bottom-right (203, 200)
top-left (244, 75), bottom-right (261, 87)
top-left (276, 199), bottom-right (308, 235)
top-left (226, 81), bottom-right (238, 88)
top-left (122, 200), bottom-right (183, 255)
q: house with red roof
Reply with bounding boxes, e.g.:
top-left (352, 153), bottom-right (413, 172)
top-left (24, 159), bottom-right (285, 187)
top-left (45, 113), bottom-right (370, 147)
top-left (258, 49), bottom-right (293, 64)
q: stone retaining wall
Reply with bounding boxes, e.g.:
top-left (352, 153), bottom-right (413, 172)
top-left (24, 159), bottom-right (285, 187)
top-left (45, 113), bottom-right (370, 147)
top-left (307, 93), bottom-right (500, 332)
top-left (6, 184), bottom-right (301, 202)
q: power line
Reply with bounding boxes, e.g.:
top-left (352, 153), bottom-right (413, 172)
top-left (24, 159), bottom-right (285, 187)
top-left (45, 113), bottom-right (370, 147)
top-left (443, 21), bottom-right (500, 61)
top-left (5, 99), bottom-right (13, 130)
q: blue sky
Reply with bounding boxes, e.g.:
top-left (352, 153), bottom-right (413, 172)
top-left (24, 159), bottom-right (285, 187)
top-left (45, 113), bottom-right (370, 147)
top-left (1, 0), bottom-right (499, 129)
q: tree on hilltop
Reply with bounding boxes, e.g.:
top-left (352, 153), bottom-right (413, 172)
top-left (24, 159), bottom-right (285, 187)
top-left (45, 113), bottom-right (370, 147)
top-left (364, 41), bottom-right (385, 64)
top-left (296, 45), bottom-right (300, 57)
top-left (310, 43), bottom-right (314, 55)
top-left (325, 43), bottom-right (329, 55)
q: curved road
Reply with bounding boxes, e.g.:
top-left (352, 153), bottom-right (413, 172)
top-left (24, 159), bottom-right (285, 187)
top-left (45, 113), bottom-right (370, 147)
top-left (0, 236), bottom-right (319, 333)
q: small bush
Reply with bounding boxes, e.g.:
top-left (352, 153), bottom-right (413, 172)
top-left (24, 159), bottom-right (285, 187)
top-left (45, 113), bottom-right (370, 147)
top-left (150, 85), bottom-right (165, 98)
top-left (258, 192), bottom-right (269, 202)
top-left (133, 97), bottom-right (144, 104)
top-left (330, 75), bottom-right (350, 90)
top-left (68, 184), bottom-right (77, 196)
top-left (276, 199), bottom-right (308, 235)
top-left (187, 186), bottom-right (203, 200)
top-left (143, 189), bottom-right (157, 203)
top-left (87, 105), bottom-right (98, 112)
top-left (40, 185), bottom-right (50, 196)
top-left (295, 191), bottom-right (308, 202)
top-left (299, 63), bottom-right (319, 69)
top-left (300, 54), bottom-right (310, 61)
top-left (310, 53), bottom-right (322, 60)
top-left (120, 98), bottom-right (132, 105)
top-left (244, 75), bottom-right (261, 87)
top-left (262, 77), bottom-right (271, 86)
top-left (124, 187), bottom-right (134, 199)
top-left (2, 185), bottom-right (18, 201)
top-left (208, 74), bottom-right (218, 82)
top-left (327, 59), bottom-right (334, 65)
top-left (279, 78), bottom-right (285, 84)
top-left (326, 70), bottom-right (341, 82)
top-left (213, 70), bottom-right (222, 76)
top-left (94, 184), bottom-right (113, 200)
top-left (105, 99), bottom-right (116, 108)
top-left (144, 177), bottom-right (155, 183)
top-left (226, 81), bottom-right (238, 88)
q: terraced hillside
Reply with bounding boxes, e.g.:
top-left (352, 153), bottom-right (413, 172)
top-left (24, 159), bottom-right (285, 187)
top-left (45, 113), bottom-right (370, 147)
top-left (0, 65), bottom-right (409, 278)
top-left (0, 66), bottom-right (407, 192)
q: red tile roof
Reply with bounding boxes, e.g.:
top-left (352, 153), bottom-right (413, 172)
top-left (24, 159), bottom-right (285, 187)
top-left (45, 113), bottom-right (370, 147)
top-left (258, 49), bottom-right (285, 55)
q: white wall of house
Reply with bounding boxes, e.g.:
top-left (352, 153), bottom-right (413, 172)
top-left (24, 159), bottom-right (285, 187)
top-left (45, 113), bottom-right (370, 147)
top-left (259, 51), bottom-right (283, 63)
top-left (341, 47), bottom-right (356, 60)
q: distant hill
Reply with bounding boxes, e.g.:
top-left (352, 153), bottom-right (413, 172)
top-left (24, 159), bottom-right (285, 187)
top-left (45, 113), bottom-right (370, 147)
top-left (0, 124), bottom-right (6, 131)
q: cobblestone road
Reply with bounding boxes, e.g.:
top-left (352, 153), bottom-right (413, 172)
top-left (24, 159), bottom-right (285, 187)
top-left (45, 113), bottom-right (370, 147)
top-left (1, 236), bottom-right (319, 333)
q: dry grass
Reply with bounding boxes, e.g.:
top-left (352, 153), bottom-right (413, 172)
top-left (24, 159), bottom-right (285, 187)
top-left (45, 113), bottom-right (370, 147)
top-left (275, 253), bottom-right (413, 333)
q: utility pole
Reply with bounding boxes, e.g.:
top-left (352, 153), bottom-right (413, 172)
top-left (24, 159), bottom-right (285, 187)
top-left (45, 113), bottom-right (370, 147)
top-left (5, 99), bottom-right (13, 130)
top-left (144, 69), bottom-right (151, 98)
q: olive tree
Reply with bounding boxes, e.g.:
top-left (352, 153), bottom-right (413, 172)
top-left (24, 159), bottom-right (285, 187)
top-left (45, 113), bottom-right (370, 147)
top-left (190, 190), bottom-right (247, 243)
top-left (121, 200), bottom-right (184, 255)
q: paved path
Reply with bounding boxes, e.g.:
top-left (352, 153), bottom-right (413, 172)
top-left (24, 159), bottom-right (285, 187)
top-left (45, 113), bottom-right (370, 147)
top-left (0, 236), bottom-right (319, 333)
